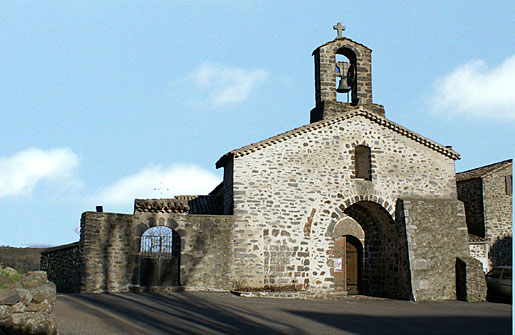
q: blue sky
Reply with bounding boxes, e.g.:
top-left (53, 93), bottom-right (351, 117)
top-left (1, 1), bottom-right (513, 247)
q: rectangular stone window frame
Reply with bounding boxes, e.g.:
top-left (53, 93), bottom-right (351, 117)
top-left (353, 145), bottom-right (373, 181)
top-left (506, 175), bottom-right (512, 195)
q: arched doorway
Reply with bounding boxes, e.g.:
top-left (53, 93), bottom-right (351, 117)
top-left (334, 235), bottom-right (363, 294)
top-left (139, 226), bottom-right (180, 286)
top-left (340, 201), bottom-right (411, 299)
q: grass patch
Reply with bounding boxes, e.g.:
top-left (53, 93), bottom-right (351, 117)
top-left (0, 265), bottom-right (23, 289)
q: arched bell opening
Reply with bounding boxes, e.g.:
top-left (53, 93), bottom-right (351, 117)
top-left (343, 201), bottom-right (411, 299)
top-left (335, 47), bottom-right (358, 105)
top-left (138, 226), bottom-right (181, 287)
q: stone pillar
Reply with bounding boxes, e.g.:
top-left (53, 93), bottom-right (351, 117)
top-left (397, 198), bottom-right (486, 301)
top-left (80, 212), bottom-right (133, 293)
top-left (456, 256), bottom-right (487, 302)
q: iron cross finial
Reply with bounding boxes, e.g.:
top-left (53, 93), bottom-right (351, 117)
top-left (154, 181), bottom-right (170, 196)
top-left (333, 22), bottom-right (346, 38)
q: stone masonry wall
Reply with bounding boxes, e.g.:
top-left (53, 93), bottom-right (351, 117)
top-left (483, 165), bottom-right (513, 266)
top-left (397, 198), bottom-right (475, 301)
top-left (40, 242), bottom-right (81, 293)
top-left (80, 212), bottom-right (133, 293)
top-left (456, 256), bottom-right (487, 302)
top-left (131, 212), bottom-right (234, 290)
top-left (230, 113), bottom-right (458, 290)
top-left (222, 157), bottom-right (234, 215)
top-left (80, 209), bottom-right (234, 293)
top-left (457, 178), bottom-right (485, 237)
top-left (0, 271), bottom-right (57, 335)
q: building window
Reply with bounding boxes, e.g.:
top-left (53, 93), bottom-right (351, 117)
top-left (506, 175), bottom-right (513, 195)
top-left (355, 145), bottom-right (371, 180)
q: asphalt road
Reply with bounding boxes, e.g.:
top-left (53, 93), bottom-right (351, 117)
top-left (54, 292), bottom-right (511, 335)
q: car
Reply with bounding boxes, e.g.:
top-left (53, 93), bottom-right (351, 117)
top-left (485, 266), bottom-right (512, 300)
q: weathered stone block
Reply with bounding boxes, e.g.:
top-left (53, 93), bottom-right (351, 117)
top-left (0, 305), bottom-right (10, 320)
top-left (0, 290), bottom-right (19, 306)
top-left (456, 256), bottom-right (487, 302)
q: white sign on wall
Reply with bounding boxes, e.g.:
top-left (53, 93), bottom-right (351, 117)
top-left (334, 257), bottom-right (342, 272)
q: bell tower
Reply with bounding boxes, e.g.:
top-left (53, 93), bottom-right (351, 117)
top-left (310, 23), bottom-right (385, 123)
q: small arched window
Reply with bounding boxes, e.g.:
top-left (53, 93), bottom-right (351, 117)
top-left (355, 145), bottom-right (371, 180)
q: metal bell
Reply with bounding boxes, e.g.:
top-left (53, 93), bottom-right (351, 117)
top-left (336, 77), bottom-right (351, 93)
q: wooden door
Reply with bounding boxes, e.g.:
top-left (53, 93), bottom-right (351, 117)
top-left (334, 237), bottom-right (345, 291)
top-left (346, 240), bottom-right (359, 294)
top-left (334, 236), bottom-right (360, 294)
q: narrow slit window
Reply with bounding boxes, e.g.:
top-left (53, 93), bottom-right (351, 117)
top-left (355, 145), bottom-right (371, 180)
top-left (506, 175), bottom-right (513, 195)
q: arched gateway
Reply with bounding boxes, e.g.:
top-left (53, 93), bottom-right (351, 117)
top-left (138, 226), bottom-right (181, 287)
top-left (331, 201), bottom-right (412, 299)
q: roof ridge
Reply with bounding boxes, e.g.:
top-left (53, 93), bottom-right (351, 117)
top-left (456, 159), bottom-right (512, 182)
top-left (134, 198), bottom-right (190, 213)
top-left (457, 159), bottom-right (512, 176)
top-left (216, 109), bottom-right (459, 168)
top-left (312, 37), bottom-right (372, 54)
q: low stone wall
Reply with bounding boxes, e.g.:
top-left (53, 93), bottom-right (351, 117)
top-left (40, 242), bottom-right (81, 293)
top-left (456, 256), bottom-right (487, 302)
top-left (0, 271), bottom-right (57, 335)
top-left (131, 213), bottom-right (235, 291)
top-left (232, 290), bottom-right (389, 300)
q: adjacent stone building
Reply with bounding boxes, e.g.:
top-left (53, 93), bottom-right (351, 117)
top-left (42, 24), bottom-right (489, 302)
top-left (457, 159), bottom-right (513, 271)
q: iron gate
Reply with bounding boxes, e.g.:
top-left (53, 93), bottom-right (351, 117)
top-left (139, 233), bottom-right (180, 286)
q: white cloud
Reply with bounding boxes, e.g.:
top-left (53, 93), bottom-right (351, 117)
top-left (185, 62), bottom-right (268, 106)
top-left (0, 147), bottom-right (79, 198)
top-left (430, 55), bottom-right (515, 120)
top-left (94, 163), bottom-right (222, 206)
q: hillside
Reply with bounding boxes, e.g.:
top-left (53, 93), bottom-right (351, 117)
top-left (0, 246), bottom-right (46, 272)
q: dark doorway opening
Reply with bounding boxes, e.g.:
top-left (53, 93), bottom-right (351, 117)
top-left (343, 201), bottom-right (412, 299)
top-left (139, 226), bottom-right (180, 286)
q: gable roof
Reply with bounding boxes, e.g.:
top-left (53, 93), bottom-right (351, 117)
top-left (216, 109), bottom-right (460, 168)
top-left (456, 159), bottom-right (512, 182)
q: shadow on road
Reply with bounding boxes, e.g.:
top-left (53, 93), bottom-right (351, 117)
top-left (60, 292), bottom-right (303, 334)
top-left (284, 310), bottom-right (511, 335)
top-left (56, 292), bottom-right (512, 335)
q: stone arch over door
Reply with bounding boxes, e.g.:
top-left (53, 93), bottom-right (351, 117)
top-left (332, 217), bottom-right (365, 294)
top-left (328, 200), bottom-right (411, 299)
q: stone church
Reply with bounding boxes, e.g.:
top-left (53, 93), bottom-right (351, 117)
top-left (41, 24), bottom-right (488, 301)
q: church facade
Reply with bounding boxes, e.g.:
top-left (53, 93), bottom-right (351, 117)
top-left (42, 25), bottom-right (487, 301)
